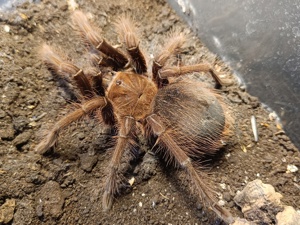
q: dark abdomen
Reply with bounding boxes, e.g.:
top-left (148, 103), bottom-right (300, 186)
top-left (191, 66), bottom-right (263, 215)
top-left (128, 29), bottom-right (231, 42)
top-left (153, 80), bottom-right (226, 157)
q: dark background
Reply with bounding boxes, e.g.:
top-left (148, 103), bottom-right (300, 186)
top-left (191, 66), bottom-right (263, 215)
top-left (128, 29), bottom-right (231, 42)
top-left (168, 0), bottom-right (300, 149)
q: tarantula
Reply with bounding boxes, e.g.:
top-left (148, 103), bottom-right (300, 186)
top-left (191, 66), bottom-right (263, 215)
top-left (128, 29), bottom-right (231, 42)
top-left (36, 10), bottom-right (234, 223)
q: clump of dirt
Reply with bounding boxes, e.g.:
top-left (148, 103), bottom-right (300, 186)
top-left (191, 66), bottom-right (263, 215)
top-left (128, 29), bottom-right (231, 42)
top-left (0, 0), bottom-right (299, 224)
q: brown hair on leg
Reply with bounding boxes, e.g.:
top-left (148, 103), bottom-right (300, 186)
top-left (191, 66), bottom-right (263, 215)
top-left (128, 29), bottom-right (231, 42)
top-left (72, 11), bottom-right (129, 70)
top-left (115, 16), bottom-right (147, 74)
top-left (152, 31), bottom-right (186, 87)
top-left (40, 44), bottom-right (94, 98)
top-left (102, 116), bottom-right (135, 210)
top-left (145, 114), bottom-right (234, 224)
top-left (35, 97), bottom-right (107, 154)
top-left (159, 63), bottom-right (225, 88)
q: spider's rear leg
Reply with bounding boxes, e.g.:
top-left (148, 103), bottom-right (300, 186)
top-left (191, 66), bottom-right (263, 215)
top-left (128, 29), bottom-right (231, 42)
top-left (159, 63), bottom-right (225, 89)
top-left (145, 114), bottom-right (234, 224)
top-left (115, 17), bottom-right (147, 74)
top-left (72, 11), bottom-right (129, 71)
top-left (35, 97), bottom-right (108, 154)
top-left (41, 44), bottom-right (94, 99)
top-left (102, 116), bottom-right (135, 211)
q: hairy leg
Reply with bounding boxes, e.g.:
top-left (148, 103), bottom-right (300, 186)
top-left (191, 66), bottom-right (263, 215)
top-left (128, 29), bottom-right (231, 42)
top-left (152, 32), bottom-right (185, 87)
top-left (115, 17), bottom-right (147, 74)
top-left (41, 44), bottom-right (94, 98)
top-left (146, 114), bottom-right (234, 224)
top-left (83, 67), bottom-right (105, 96)
top-left (35, 97), bottom-right (107, 154)
top-left (72, 11), bottom-right (129, 70)
top-left (90, 51), bottom-right (125, 71)
top-left (102, 116), bottom-right (135, 211)
top-left (159, 63), bottom-right (225, 88)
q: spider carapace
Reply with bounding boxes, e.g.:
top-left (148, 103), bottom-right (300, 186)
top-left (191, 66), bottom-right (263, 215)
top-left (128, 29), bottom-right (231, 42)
top-left (36, 10), bottom-right (234, 224)
top-left (107, 72), bottom-right (157, 120)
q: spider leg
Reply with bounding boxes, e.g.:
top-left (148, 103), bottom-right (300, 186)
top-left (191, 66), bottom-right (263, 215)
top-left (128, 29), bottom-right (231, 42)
top-left (83, 67), bottom-right (105, 96)
top-left (35, 97), bottom-right (107, 154)
top-left (72, 11), bottom-right (129, 70)
top-left (102, 116), bottom-right (135, 211)
top-left (90, 51), bottom-right (125, 71)
top-left (145, 114), bottom-right (234, 224)
top-left (152, 32), bottom-right (185, 87)
top-left (115, 17), bottom-right (147, 74)
top-left (41, 44), bottom-right (94, 98)
top-left (159, 63), bottom-right (224, 88)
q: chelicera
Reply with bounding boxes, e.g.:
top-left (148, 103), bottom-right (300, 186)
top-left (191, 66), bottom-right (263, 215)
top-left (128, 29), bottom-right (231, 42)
top-left (36, 10), bottom-right (234, 223)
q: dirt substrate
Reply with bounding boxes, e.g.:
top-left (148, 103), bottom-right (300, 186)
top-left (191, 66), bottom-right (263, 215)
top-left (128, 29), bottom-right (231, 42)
top-left (0, 0), bottom-right (299, 224)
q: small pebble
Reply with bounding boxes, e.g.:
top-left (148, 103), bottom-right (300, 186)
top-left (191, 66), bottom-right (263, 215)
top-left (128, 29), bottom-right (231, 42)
top-left (79, 154), bottom-right (98, 172)
top-left (77, 132), bottom-right (85, 140)
top-left (223, 192), bottom-right (231, 202)
top-left (168, 203), bottom-right (175, 210)
top-left (269, 111), bottom-right (278, 121)
top-left (67, 0), bottom-right (78, 10)
top-left (151, 195), bottom-right (160, 207)
top-left (220, 183), bottom-right (226, 190)
top-left (4, 25), bottom-right (10, 33)
top-left (218, 200), bottom-right (225, 207)
top-left (12, 130), bottom-right (32, 147)
top-left (239, 85), bottom-right (246, 91)
top-left (128, 177), bottom-right (135, 186)
top-left (0, 199), bottom-right (15, 224)
top-left (0, 109), bottom-right (6, 118)
top-left (286, 164), bottom-right (298, 173)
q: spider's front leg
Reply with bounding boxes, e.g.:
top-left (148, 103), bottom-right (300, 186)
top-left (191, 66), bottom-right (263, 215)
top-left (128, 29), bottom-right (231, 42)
top-left (146, 114), bottom-right (234, 224)
top-left (159, 63), bottom-right (225, 88)
top-left (102, 116), bottom-right (135, 211)
top-left (72, 11), bottom-right (129, 71)
top-left (115, 17), bottom-right (147, 74)
top-left (152, 32), bottom-right (186, 87)
top-left (152, 32), bottom-right (227, 89)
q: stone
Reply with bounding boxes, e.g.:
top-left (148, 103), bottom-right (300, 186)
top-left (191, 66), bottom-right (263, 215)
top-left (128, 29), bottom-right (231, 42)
top-left (234, 179), bottom-right (283, 212)
top-left (276, 206), bottom-right (300, 225)
top-left (234, 179), bottom-right (283, 223)
top-left (79, 153), bottom-right (98, 172)
top-left (36, 181), bottom-right (64, 218)
top-left (0, 199), bottom-right (16, 224)
top-left (12, 130), bottom-right (32, 147)
top-left (231, 218), bottom-right (256, 225)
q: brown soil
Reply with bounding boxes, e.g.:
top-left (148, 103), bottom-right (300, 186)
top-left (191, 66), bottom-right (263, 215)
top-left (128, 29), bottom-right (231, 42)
top-left (0, 0), bottom-right (299, 224)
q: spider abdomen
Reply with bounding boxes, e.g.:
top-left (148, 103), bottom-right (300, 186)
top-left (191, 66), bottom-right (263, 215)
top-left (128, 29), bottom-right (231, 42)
top-left (153, 80), bottom-right (227, 157)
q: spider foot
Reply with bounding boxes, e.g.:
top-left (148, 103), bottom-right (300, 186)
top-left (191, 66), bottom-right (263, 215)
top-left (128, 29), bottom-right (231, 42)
top-left (211, 204), bottom-right (235, 224)
top-left (102, 190), bottom-right (113, 211)
top-left (35, 135), bottom-right (56, 155)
